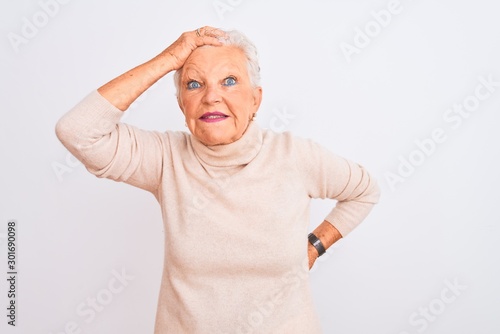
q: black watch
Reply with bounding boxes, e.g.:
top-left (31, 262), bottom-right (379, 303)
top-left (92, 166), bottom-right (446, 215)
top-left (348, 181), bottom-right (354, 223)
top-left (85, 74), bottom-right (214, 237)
top-left (308, 233), bottom-right (326, 257)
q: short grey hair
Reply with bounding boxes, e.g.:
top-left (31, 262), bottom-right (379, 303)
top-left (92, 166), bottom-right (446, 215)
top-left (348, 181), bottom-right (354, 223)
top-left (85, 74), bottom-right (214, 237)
top-left (174, 29), bottom-right (261, 95)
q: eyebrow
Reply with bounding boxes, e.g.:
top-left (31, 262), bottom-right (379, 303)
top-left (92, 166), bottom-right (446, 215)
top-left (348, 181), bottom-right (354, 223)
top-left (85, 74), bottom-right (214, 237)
top-left (184, 61), bottom-right (244, 75)
top-left (182, 67), bottom-right (242, 83)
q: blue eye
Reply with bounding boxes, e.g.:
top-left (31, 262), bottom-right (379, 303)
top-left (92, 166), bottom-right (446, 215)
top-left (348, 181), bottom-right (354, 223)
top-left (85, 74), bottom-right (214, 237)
top-left (187, 81), bottom-right (201, 90)
top-left (223, 77), bottom-right (237, 86)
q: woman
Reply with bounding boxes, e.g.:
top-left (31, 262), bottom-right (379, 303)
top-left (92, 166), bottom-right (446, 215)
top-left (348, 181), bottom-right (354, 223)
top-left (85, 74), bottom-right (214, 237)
top-left (56, 26), bottom-right (380, 334)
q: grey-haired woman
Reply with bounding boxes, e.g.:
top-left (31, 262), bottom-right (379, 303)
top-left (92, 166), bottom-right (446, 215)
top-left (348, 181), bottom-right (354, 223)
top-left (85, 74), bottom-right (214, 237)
top-left (56, 26), bottom-right (380, 333)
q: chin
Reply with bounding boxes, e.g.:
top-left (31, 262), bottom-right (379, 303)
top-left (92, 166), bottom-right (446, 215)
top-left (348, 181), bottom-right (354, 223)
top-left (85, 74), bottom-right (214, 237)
top-left (197, 134), bottom-right (227, 146)
top-left (199, 132), bottom-right (240, 146)
top-left (195, 119), bottom-right (253, 145)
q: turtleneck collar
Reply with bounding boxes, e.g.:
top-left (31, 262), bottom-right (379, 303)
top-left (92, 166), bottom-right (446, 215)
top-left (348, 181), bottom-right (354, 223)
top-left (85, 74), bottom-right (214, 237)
top-left (190, 122), bottom-right (263, 167)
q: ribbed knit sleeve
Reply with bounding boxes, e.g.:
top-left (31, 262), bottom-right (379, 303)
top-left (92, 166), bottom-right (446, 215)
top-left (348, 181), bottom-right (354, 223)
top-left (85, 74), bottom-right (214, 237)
top-left (55, 90), bottom-right (169, 194)
top-left (293, 137), bottom-right (380, 236)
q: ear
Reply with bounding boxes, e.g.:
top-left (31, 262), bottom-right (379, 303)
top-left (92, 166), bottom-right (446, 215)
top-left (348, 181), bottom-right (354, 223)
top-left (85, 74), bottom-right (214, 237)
top-left (252, 86), bottom-right (263, 112)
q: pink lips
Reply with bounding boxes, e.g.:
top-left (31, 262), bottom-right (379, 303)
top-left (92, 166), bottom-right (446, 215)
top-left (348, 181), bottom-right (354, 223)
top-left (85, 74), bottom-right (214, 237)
top-left (199, 112), bottom-right (229, 123)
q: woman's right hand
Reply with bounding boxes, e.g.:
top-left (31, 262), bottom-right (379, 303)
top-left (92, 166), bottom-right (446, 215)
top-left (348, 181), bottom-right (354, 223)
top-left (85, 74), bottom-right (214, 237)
top-left (158, 26), bottom-right (227, 71)
top-left (97, 26), bottom-right (226, 111)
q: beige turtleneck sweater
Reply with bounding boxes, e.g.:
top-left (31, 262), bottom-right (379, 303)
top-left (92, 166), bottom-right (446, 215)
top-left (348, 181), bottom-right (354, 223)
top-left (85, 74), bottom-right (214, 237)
top-left (55, 90), bottom-right (380, 334)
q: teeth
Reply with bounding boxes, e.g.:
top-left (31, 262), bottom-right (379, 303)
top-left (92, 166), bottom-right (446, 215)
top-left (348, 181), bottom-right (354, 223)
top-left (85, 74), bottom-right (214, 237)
top-left (206, 115), bottom-right (225, 119)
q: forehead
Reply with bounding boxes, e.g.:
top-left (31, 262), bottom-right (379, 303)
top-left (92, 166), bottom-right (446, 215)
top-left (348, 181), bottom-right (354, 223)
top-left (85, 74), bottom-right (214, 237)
top-left (182, 46), bottom-right (248, 77)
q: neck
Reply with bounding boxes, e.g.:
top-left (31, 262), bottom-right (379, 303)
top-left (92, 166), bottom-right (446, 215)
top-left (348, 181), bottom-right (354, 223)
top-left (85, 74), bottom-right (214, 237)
top-left (190, 121), bottom-right (263, 167)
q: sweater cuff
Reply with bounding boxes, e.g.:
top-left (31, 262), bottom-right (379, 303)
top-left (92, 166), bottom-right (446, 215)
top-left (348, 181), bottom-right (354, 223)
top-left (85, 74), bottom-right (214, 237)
top-left (81, 89), bottom-right (124, 122)
top-left (324, 214), bottom-right (350, 237)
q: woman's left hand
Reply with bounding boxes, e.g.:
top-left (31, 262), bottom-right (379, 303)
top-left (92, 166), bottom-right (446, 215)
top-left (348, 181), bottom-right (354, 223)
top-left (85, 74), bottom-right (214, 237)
top-left (307, 222), bottom-right (343, 269)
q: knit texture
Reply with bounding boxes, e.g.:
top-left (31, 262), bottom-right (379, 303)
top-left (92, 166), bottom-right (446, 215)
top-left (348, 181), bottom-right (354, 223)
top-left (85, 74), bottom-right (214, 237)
top-left (55, 90), bottom-right (380, 333)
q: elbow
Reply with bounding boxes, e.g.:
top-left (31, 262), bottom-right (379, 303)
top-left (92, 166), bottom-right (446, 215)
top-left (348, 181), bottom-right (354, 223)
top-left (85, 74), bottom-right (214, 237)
top-left (54, 116), bottom-right (67, 143)
top-left (369, 177), bottom-right (381, 204)
top-left (358, 166), bottom-right (381, 204)
top-left (55, 113), bottom-right (79, 152)
top-left (350, 166), bottom-right (381, 205)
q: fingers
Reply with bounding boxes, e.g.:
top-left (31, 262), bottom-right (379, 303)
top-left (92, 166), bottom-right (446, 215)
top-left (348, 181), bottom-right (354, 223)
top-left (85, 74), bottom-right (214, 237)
top-left (195, 26), bottom-right (226, 38)
top-left (193, 26), bottom-right (227, 46)
top-left (158, 27), bottom-right (227, 71)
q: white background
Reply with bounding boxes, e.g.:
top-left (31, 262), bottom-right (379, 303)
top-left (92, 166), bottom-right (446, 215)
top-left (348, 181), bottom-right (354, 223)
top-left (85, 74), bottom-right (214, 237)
top-left (1, 0), bottom-right (499, 333)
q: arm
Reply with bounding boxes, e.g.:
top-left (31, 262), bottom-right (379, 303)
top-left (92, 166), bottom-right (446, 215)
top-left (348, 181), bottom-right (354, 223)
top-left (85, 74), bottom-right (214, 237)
top-left (55, 27), bottom-right (226, 191)
top-left (97, 27), bottom-right (226, 111)
top-left (294, 139), bottom-right (380, 269)
top-left (308, 221), bottom-right (342, 269)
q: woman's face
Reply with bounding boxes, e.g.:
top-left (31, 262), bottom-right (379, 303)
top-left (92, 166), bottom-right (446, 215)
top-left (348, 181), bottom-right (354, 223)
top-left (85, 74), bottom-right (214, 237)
top-left (177, 46), bottom-right (262, 146)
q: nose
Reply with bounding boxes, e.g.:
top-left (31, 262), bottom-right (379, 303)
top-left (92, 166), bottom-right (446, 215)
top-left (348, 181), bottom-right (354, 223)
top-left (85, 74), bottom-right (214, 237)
top-left (201, 84), bottom-right (222, 105)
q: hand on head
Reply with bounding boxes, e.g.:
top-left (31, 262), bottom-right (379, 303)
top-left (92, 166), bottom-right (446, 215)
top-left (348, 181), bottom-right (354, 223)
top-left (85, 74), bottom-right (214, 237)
top-left (162, 26), bottom-right (228, 71)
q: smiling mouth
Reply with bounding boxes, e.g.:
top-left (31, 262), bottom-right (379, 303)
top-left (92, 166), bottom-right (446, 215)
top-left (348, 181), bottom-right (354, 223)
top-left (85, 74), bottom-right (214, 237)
top-left (199, 112), bottom-right (229, 122)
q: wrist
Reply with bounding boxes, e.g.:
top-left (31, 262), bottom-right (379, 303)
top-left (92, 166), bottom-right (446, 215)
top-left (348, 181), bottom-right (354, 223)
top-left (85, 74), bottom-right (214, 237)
top-left (145, 55), bottom-right (173, 80)
top-left (308, 243), bottom-right (319, 258)
top-left (153, 49), bottom-right (180, 74)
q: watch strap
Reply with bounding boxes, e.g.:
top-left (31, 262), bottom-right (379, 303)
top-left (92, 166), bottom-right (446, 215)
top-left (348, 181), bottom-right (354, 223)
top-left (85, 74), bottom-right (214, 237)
top-left (308, 233), bottom-right (326, 257)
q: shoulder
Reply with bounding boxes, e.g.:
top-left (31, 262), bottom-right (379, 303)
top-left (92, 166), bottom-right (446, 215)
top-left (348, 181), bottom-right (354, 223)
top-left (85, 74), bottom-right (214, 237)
top-left (123, 128), bottom-right (192, 157)
top-left (261, 127), bottom-right (299, 146)
top-left (260, 127), bottom-right (325, 154)
top-left (159, 130), bottom-right (192, 151)
top-left (162, 129), bottom-right (190, 142)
